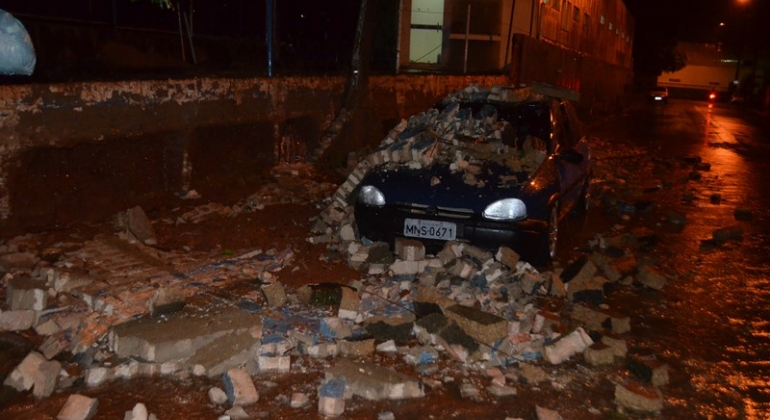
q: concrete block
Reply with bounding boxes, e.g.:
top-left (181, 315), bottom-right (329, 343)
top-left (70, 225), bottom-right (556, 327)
top-left (584, 342), bottom-right (616, 366)
top-left (57, 394), bottom-right (99, 420)
top-left (447, 257), bottom-right (479, 279)
top-left (543, 327), bottom-right (593, 365)
top-left (223, 368), bottom-right (259, 407)
top-left (460, 243), bottom-right (493, 263)
top-left (495, 246), bottom-right (520, 269)
top-left (0, 309), bottom-right (35, 331)
top-left (258, 354), bottom-right (291, 373)
top-left (325, 359), bottom-right (424, 400)
top-left (116, 205), bottom-right (158, 246)
top-left (208, 386), bottom-right (229, 405)
top-left (33, 359), bottom-right (62, 398)
top-left (85, 367), bottom-right (112, 387)
top-left (7, 277), bottom-right (48, 311)
top-left (318, 379), bottom-right (347, 417)
top-left (4, 351), bottom-right (46, 391)
top-left (614, 380), bottom-right (664, 413)
top-left (395, 238), bottom-right (426, 261)
top-left (628, 357), bottom-right (669, 387)
top-left (307, 343), bottom-right (339, 358)
top-left (338, 286), bottom-right (360, 320)
top-left (444, 304), bottom-right (508, 346)
top-left (339, 338), bottom-right (376, 358)
top-left (261, 282), bottom-right (287, 307)
top-left (571, 304), bottom-right (630, 334)
top-left (637, 265), bottom-right (667, 290)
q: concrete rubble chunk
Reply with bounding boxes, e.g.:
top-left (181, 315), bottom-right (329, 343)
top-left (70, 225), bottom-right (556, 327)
top-left (601, 335), bottom-right (628, 358)
top-left (0, 309), bottom-right (36, 331)
top-left (0, 251), bottom-right (37, 272)
top-left (224, 405), bottom-right (249, 419)
top-left (325, 359), bottom-right (424, 400)
top-left (7, 276), bottom-right (48, 311)
top-left (543, 327), bottom-right (593, 364)
top-left (4, 351), bottom-right (47, 391)
top-left (318, 378), bottom-right (347, 417)
top-left (444, 304), bottom-right (508, 346)
top-left (338, 286), bottom-right (360, 320)
top-left (85, 366), bottom-right (112, 387)
top-left (123, 402), bottom-right (149, 420)
top-left (40, 334), bottom-right (69, 360)
top-left (495, 246), bottom-right (520, 269)
top-left (339, 338), bottom-right (376, 358)
top-left (261, 282), bottom-right (287, 307)
top-left (519, 363), bottom-right (549, 384)
top-left (487, 384), bottom-right (517, 397)
top-left (223, 368), bottom-right (259, 407)
top-left (57, 394), bottom-right (99, 420)
top-left (614, 380), bottom-right (664, 413)
top-left (290, 392), bottom-right (309, 408)
top-left (560, 256), bottom-right (597, 284)
top-left (536, 405), bottom-right (564, 420)
top-left (637, 265), bottom-right (667, 291)
top-left (567, 275), bottom-right (607, 305)
top-left (110, 307), bottom-right (262, 362)
top-left (116, 206), bottom-right (158, 246)
top-left (209, 387), bottom-right (229, 405)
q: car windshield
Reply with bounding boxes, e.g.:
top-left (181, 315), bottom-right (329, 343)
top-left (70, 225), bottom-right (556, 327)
top-left (447, 101), bottom-right (552, 142)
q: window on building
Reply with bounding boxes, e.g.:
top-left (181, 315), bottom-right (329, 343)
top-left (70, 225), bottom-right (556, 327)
top-left (573, 6), bottom-right (580, 21)
top-left (609, 22), bottom-right (613, 31)
top-left (600, 15), bottom-right (605, 25)
top-left (552, 0), bottom-right (561, 11)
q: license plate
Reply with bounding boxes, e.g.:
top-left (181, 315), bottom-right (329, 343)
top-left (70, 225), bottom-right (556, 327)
top-left (403, 218), bottom-right (456, 240)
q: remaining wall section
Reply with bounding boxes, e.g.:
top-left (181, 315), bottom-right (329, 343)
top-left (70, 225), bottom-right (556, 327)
top-left (0, 74), bottom-right (509, 233)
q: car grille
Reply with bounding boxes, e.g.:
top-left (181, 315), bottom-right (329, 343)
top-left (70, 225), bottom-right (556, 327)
top-left (395, 202), bottom-right (475, 219)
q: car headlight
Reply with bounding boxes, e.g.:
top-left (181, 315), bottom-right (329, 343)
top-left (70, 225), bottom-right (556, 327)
top-left (358, 185), bottom-right (386, 207)
top-left (483, 198), bottom-right (527, 220)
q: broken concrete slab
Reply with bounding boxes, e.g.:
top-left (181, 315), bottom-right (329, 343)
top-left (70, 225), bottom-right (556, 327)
top-left (187, 330), bottom-right (262, 378)
top-left (261, 282), bottom-right (287, 308)
top-left (110, 307), bottom-right (262, 362)
top-left (325, 359), bottom-right (424, 400)
top-left (57, 394), bottom-right (99, 420)
top-left (364, 315), bottom-right (414, 344)
top-left (115, 206), bottom-right (158, 246)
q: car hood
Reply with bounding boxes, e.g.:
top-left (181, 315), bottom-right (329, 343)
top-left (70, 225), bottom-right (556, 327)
top-left (361, 162), bottom-right (534, 213)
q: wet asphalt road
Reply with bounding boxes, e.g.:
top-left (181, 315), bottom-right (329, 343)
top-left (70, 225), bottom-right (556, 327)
top-left (584, 99), bottom-right (770, 419)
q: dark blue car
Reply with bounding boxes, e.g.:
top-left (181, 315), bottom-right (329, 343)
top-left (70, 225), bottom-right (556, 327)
top-left (354, 86), bottom-right (591, 266)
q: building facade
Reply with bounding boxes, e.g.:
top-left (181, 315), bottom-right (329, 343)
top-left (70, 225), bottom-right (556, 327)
top-left (398, 0), bottom-right (634, 73)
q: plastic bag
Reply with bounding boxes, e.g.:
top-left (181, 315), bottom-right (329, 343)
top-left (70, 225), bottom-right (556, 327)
top-left (0, 9), bottom-right (36, 76)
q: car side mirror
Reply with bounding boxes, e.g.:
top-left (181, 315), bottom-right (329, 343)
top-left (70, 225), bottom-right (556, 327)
top-left (559, 148), bottom-right (584, 164)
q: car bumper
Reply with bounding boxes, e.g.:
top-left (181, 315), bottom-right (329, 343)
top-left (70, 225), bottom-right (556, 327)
top-left (354, 204), bottom-right (548, 258)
